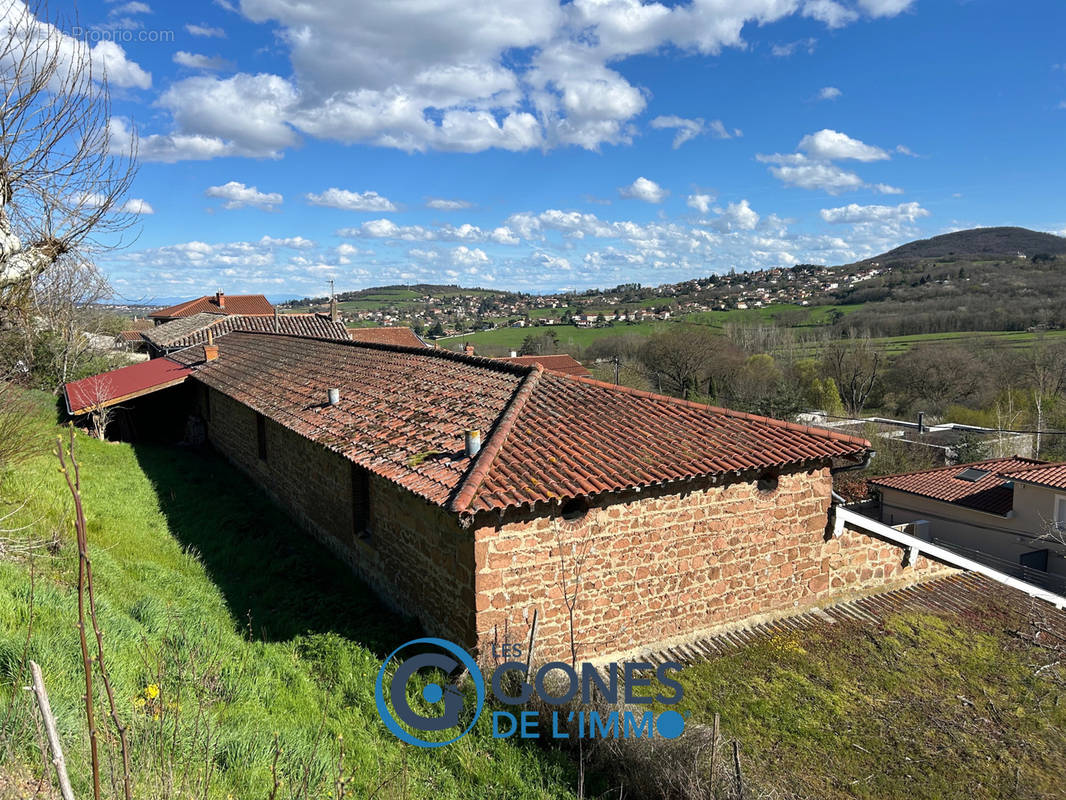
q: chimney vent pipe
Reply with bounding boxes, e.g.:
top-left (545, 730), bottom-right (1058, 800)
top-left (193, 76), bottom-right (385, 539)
top-left (917, 411), bottom-right (925, 435)
top-left (328, 388), bottom-right (340, 406)
top-left (465, 429), bottom-right (482, 458)
top-left (463, 343), bottom-right (475, 356)
top-left (204, 344), bottom-right (219, 362)
top-left (509, 349), bottom-right (517, 358)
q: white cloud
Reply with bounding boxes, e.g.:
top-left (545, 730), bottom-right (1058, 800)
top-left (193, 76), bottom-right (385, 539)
top-left (205, 181), bottom-right (283, 210)
top-left (895, 144), bottom-right (918, 156)
top-left (451, 245), bottom-right (489, 267)
top-left (803, 0), bottom-right (858, 28)
top-left (186, 23), bottom-right (225, 37)
top-left (173, 51), bottom-right (234, 71)
top-left (757, 154), bottom-right (866, 194)
top-left (305, 188), bottom-right (397, 212)
top-left (715, 199), bottom-right (760, 231)
top-left (817, 86), bottom-right (842, 101)
top-left (156, 73), bottom-right (299, 158)
top-left (687, 193), bottom-right (714, 213)
top-left (650, 115), bottom-right (703, 149)
top-left (619, 176), bottom-right (667, 203)
top-left (109, 2), bottom-right (151, 15)
top-left (799, 129), bottom-right (889, 161)
top-left (820, 202), bottom-right (930, 224)
top-left (648, 115), bottom-right (743, 149)
top-left (127, 0), bottom-right (895, 158)
top-left (122, 197), bottom-right (154, 215)
top-left (426, 198), bottom-right (473, 210)
top-left (856, 0), bottom-right (915, 18)
top-left (771, 38), bottom-right (817, 57)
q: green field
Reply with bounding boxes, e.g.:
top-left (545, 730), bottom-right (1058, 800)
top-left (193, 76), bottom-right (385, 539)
top-left (437, 321), bottom-right (672, 352)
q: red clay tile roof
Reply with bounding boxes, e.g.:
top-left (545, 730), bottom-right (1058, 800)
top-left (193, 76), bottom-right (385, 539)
top-left (116, 330), bottom-right (145, 342)
top-left (144, 313), bottom-right (350, 349)
top-left (172, 332), bottom-right (869, 515)
top-left (1001, 462), bottom-right (1066, 491)
top-left (869, 456), bottom-right (1045, 516)
top-left (500, 354), bottom-right (591, 377)
top-left (149, 294), bottom-right (274, 319)
top-left (64, 358), bottom-right (192, 415)
top-left (347, 326), bottom-right (427, 348)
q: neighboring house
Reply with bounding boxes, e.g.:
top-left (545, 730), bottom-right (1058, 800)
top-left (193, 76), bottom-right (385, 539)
top-left (798, 412), bottom-right (1035, 464)
top-left (347, 326), bottom-right (429, 348)
top-left (114, 329), bottom-right (148, 354)
top-left (142, 312), bottom-right (351, 358)
top-left (500, 353), bottom-right (591, 378)
top-left (149, 290), bottom-right (274, 324)
top-left (64, 331), bottom-right (959, 662)
top-left (871, 457), bottom-right (1066, 584)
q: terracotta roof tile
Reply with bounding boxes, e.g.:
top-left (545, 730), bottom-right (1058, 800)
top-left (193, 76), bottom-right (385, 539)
top-left (116, 330), bottom-right (145, 342)
top-left (347, 327), bottom-right (428, 348)
top-left (1001, 462), bottom-right (1066, 491)
top-left (64, 358), bottom-right (192, 415)
top-left (501, 354), bottom-right (591, 377)
top-left (869, 456), bottom-right (1045, 516)
top-left (149, 294), bottom-right (274, 319)
top-left (144, 313), bottom-right (350, 348)
top-left (172, 332), bottom-right (869, 515)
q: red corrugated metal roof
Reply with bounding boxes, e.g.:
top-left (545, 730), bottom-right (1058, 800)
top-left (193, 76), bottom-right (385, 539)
top-left (64, 358), bottom-right (192, 414)
top-left (1001, 462), bottom-right (1066, 490)
top-left (500, 354), bottom-right (591, 377)
top-left (149, 294), bottom-right (274, 319)
top-left (347, 327), bottom-right (427, 347)
top-left (171, 332), bottom-right (869, 515)
top-left (869, 456), bottom-right (1045, 516)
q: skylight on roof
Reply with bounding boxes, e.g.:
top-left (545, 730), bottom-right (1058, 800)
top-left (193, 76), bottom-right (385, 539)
top-left (955, 467), bottom-right (990, 482)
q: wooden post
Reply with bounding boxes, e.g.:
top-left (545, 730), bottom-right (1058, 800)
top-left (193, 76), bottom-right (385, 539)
top-left (524, 608), bottom-right (539, 682)
top-left (709, 713), bottom-right (720, 788)
top-left (733, 741), bottom-right (744, 800)
top-left (28, 661), bottom-right (75, 800)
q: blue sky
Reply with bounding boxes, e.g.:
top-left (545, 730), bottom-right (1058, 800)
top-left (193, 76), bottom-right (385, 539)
top-left (42, 0), bottom-right (1066, 301)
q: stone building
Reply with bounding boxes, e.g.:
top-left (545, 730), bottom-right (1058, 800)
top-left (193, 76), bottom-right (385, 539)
top-left (66, 331), bottom-right (954, 662)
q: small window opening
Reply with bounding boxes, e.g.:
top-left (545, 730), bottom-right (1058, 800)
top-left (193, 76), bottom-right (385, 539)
top-left (757, 473), bottom-right (779, 494)
top-left (561, 497), bottom-right (589, 522)
top-left (256, 413), bottom-right (267, 460)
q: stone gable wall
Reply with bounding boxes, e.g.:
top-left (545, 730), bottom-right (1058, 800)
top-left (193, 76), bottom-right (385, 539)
top-left (473, 467), bottom-right (956, 663)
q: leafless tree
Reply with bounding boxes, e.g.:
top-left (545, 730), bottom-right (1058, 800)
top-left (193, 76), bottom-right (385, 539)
top-left (31, 251), bottom-right (116, 384)
top-left (0, 2), bottom-right (138, 322)
top-left (82, 374), bottom-right (115, 438)
top-left (821, 331), bottom-right (882, 416)
top-left (1023, 336), bottom-right (1066, 456)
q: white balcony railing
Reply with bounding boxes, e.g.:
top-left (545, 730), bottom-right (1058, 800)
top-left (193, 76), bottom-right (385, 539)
top-left (832, 506), bottom-right (1066, 610)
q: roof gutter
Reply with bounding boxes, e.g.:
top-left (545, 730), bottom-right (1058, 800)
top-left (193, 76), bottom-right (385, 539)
top-left (830, 448), bottom-right (875, 505)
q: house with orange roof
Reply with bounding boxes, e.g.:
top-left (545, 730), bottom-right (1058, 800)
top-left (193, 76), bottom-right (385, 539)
top-left (149, 289), bottom-right (274, 323)
top-left (871, 457), bottom-right (1066, 588)
top-left (63, 330), bottom-right (967, 662)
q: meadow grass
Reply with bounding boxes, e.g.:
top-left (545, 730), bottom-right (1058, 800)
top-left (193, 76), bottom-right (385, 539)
top-left (0, 396), bottom-right (572, 799)
top-left (668, 606), bottom-right (1066, 799)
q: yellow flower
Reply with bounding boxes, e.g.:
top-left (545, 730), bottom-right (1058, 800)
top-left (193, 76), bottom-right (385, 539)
top-left (145, 684), bottom-right (160, 700)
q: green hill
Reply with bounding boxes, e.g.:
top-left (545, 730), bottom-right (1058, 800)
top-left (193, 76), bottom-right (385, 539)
top-left (857, 226), bottom-right (1066, 265)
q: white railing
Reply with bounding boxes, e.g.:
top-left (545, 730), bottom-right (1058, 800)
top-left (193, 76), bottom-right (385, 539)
top-left (832, 506), bottom-right (1066, 610)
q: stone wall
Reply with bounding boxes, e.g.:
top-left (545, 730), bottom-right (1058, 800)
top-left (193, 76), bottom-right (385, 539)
top-left (472, 467), bottom-right (956, 664)
top-left (199, 385), bottom-right (475, 645)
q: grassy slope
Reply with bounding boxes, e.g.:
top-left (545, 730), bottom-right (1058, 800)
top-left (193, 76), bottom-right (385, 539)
top-left (0, 398), bottom-right (570, 799)
top-left (671, 607), bottom-right (1066, 799)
